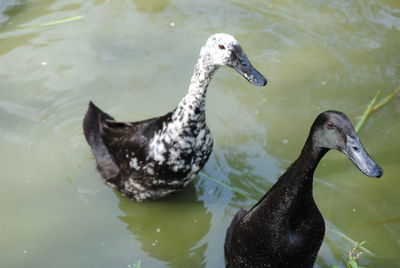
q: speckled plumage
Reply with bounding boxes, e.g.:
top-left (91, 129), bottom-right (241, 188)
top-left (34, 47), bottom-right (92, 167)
top-left (83, 33), bottom-right (267, 201)
top-left (224, 111), bottom-right (383, 268)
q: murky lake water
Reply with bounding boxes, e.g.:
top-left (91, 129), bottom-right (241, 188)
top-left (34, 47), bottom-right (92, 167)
top-left (0, 0), bottom-right (399, 267)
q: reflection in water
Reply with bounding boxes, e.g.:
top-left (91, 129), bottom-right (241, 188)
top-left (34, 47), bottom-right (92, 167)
top-left (0, 0), bottom-right (26, 25)
top-left (213, 141), bottom-right (282, 196)
top-left (133, 0), bottom-right (171, 13)
top-left (117, 183), bottom-right (211, 268)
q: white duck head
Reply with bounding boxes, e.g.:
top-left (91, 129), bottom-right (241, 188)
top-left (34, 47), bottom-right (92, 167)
top-left (198, 33), bottom-right (267, 86)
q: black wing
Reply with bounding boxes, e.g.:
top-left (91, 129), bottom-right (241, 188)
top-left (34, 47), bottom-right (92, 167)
top-left (100, 110), bottom-right (174, 179)
top-left (83, 101), bottom-right (172, 180)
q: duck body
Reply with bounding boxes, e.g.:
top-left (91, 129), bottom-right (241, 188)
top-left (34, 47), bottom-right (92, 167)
top-left (225, 111), bottom-right (383, 267)
top-left (225, 147), bottom-right (326, 268)
top-left (83, 33), bottom-right (267, 201)
top-left (84, 101), bottom-right (212, 201)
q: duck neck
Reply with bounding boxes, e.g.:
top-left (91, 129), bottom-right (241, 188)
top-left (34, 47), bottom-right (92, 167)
top-left (251, 136), bottom-right (328, 216)
top-left (243, 133), bottom-right (329, 234)
top-left (173, 51), bottom-right (218, 124)
top-left (292, 136), bottom-right (329, 180)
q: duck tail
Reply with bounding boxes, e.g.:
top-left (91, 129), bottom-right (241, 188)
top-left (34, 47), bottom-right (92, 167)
top-left (83, 101), bottom-right (120, 179)
top-left (83, 101), bottom-right (114, 142)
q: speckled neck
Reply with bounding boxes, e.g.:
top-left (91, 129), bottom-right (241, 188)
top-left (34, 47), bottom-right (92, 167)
top-left (173, 49), bottom-right (218, 123)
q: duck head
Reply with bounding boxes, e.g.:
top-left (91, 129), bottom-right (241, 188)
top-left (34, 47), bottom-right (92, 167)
top-left (311, 110), bottom-right (383, 178)
top-left (200, 33), bottom-right (267, 86)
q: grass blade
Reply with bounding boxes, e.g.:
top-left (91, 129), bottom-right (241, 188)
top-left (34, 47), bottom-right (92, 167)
top-left (368, 85), bottom-right (400, 115)
top-left (199, 171), bottom-right (252, 199)
top-left (327, 227), bottom-right (376, 257)
top-left (21, 15), bottom-right (84, 30)
top-left (355, 91), bottom-right (380, 133)
top-left (1, 15), bottom-right (84, 34)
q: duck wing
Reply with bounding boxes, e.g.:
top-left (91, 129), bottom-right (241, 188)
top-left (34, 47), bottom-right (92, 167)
top-left (83, 101), bottom-right (172, 183)
top-left (101, 113), bottom-right (169, 170)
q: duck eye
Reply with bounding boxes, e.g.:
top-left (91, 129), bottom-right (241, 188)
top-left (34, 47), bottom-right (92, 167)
top-left (218, 44), bottom-right (225, 50)
top-left (325, 121), bottom-right (334, 129)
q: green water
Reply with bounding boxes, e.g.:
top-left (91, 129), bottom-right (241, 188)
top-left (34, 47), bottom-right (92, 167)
top-left (0, 0), bottom-right (399, 267)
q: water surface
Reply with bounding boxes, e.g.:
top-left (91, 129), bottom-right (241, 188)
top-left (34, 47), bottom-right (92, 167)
top-left (0, 0), bottom-right (399, 267)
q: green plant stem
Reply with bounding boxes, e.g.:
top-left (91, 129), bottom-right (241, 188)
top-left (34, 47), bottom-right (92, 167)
top-left (1, 15), bottom-right (84, 34)
top-left (199, 171), bottom-right (252, 199)
top-left (326, 227), bottom-right (376, 257)
top-left (37, 15), bottom-right (82, 27)
top-left (355, 85), bottom-right (400, 133)
top-left (22, 15), bottom-right (84, 30)
top-left (355, 91), bottom-right (380, 133)
top-left (368, 85), bottom-right (400, 115)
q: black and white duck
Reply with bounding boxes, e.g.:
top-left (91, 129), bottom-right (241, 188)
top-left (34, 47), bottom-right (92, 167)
top-left (83, 33), bottom-right (267, 201)
top-left (224, 111), bottom-right (383, 268)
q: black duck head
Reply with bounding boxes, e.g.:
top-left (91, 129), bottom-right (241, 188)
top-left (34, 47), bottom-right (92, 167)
top-left (310, 110), bottom-right (383, 178)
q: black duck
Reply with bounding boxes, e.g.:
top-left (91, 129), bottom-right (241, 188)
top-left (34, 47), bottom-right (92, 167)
top-left (224, 111), bottom-right (383, 268)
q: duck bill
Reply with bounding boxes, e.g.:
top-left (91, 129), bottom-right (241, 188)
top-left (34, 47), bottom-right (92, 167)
top-left (342, 135), bottom-right (383, 178)
top-left (233, 53), bottom-right (267, 86)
